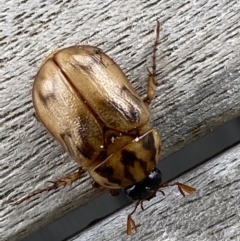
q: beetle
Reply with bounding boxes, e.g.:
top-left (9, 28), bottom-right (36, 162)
top-left (13, 21), bottom-right (195, 235)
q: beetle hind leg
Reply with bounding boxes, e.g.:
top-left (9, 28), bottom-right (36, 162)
top-left (144, 20), bottom-right (160, 106)
top-left (12, 167), bottom-right (86, 205)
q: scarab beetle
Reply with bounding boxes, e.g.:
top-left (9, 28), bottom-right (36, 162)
top-left (14, 21), bottom-right (195, 235)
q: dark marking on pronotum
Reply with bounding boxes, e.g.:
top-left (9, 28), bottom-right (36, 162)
top-left (121, 150), bottom-right (148, 182)
top-left (97, 165), bottom-right (113, 175)
top-left (142, 131), bottom-right (155, 150)
top-left (95, 165), bottom-right (122, 186)
top-left (142, 132), bottom-right (157, 165)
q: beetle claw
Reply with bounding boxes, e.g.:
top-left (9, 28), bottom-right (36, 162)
top-left (127, 215), bottom-right (137, 235)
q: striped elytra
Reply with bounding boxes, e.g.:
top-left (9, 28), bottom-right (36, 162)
top-left (14, 22), bottom-right (195, 235)
top-left (32, 45), bottom-right (162, 189)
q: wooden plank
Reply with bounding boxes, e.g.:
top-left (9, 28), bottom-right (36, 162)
top-left (1, 0), bottom-right (240, 240)
top-left (71, 143), bottom-right (240, 241)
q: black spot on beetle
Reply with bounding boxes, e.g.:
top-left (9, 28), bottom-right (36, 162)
top-left (95, 165), bottom-right (122, 186)
top-left (121, 150), bottom-right (135, 167)
top-left (121, 150), bottom-right (148, 183)
top-left (97, 165), bottom-right (114, 175)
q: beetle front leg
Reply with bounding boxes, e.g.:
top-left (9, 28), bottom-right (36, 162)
top-left (144, 72), bottom-right (157, 105)
top-left (144, 20), bottom-right (160, 106)
top-left (160, 182), bottom-right (196, 197)
top-left (12, 167), bottom-right (86, 205)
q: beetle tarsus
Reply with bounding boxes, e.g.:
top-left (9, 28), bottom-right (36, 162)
top-left (127, 200), bottom-right (142, 235)
top-left (12, 167), bottom-right (85, 205)
top-left (159, 182), bottom-right (196, 197)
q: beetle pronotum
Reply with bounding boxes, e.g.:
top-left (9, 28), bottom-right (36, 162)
top-left (13, 21), bottom-right (196, 235)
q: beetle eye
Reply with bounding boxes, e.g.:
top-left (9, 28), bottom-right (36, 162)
top-left (124, 168), bottom-right (162, 200)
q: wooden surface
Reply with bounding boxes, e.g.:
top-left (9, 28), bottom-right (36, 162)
top-left (71, 143), bottom-right (240, 241)
top-left (1, 1), bottom-right (240, 241)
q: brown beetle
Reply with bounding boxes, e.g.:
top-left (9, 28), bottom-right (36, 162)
top-left (14, 21), bottom-right (195, 235)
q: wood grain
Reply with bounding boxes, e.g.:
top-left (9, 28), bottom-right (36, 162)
top-left (1, 0), bottom-right (240, 240)
top-left (71, 143), bottom-right (240, 241)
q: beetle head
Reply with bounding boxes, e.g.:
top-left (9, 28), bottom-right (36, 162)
top-left (124, 168), bottom-right (162, 200)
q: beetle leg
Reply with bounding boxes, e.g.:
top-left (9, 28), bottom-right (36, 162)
top-left (92, 180), bottom-right (101, 189)
top-left (109, 189), bottom-right (120, 196)
top-left (160, 182), bottom-right (196, 197)
top-left (144, 20), bottom-right (160, 106)
top-left (127, 200), bottom-right (141, 235)
top-left (158, 189), bottom-right (165, 196)
top-left (12, 167), bottom-right (85, 205)
top-left (127, 200), bottom-right (143, 235)
top-left (140, 201), bottom-right (144, 211)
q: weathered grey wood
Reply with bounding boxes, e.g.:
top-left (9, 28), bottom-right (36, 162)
top-left (1, 0), bottom-right (240, 240)
top-left (71, 143), bottom-right (240, 241)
